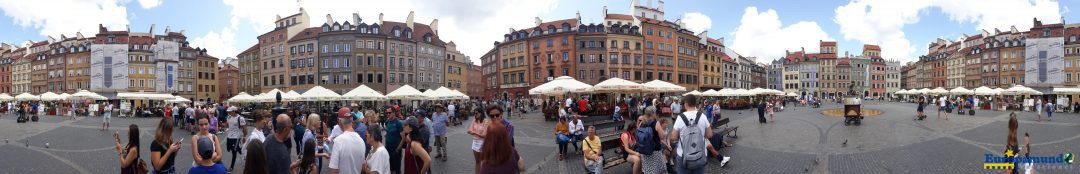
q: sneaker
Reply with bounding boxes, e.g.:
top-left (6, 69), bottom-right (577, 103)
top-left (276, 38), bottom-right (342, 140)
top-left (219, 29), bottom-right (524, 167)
top-left (720, 157), bottom-right (731, 167)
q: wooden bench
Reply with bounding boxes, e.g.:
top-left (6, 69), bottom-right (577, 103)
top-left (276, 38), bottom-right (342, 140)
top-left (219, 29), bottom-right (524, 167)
top-left (713, 118), bottom-right (738, 138)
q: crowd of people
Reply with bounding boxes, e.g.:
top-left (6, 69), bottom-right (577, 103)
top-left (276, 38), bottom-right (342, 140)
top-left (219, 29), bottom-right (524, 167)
top-left (105, 98), bottom-right (536, 174)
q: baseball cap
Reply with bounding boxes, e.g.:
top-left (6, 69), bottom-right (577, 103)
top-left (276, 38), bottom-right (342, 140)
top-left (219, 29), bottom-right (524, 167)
top-left (338, 107), bottom-right (351, 118)
top-left (227, 106), bottom-right (238, 113)
top-left (404, 116), bottom-right (420, 128)
top-left (197, 137), bottom-right (214, 160)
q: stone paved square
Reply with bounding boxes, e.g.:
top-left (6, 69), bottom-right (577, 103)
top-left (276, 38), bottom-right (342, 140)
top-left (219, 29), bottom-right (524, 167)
top-left (2, 101), bottom-right (1080, 174)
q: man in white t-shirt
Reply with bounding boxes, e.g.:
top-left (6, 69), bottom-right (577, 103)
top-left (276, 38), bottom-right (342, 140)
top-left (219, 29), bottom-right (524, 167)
top-left (937, 96), bottom-right (946, 119)
top-left (225, 107), bottom-right (246, 170)
top-left (669, 95), bottom-right (723, 172)
top-left (328, 114), bottom-right (366, 174)
top-left (102, 103), bottom-right (113, 131)
top-left (243, 112), bottom-right (268, 156)
top-left (364, 125), bottom-right (390, 174)
top-left (568, 115), bottom-right (584, 152)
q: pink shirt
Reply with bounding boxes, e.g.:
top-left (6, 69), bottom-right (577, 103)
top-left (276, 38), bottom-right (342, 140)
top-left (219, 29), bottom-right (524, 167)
top-left (469, 119), bottom-right (488, 140)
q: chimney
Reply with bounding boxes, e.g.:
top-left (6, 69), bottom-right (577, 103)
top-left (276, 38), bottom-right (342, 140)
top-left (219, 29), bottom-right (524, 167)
top-left (379, 13), bottom-right (384, 24)
top-left (603, 6), bottom-right (608, 15)
top-left (430, 19), bottom-right (439, 35)
top-left (576, 11), bottom-right (581, 22)
top-left (149, 24), bottom-right (155, 35)
top-left (535, 17), bottom-right (542, 26)
top-left (76, 32), bottom-right (84, 39)
top-left (325, 14), bottom-right (333, 25)
top-left (164, 26), bottom-right (171, 34)
top-left (658, 0), bottom-right (664, 11)
top-left (352, 13), bottom-right (361, 24)
top-left (406, 11), bottom-right (414, 29)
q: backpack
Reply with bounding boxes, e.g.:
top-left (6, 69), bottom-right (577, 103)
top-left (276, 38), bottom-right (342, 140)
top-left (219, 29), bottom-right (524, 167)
top-left (635, 120), bottom-right (660, 156)
top-left (678, 112), bottom-right (708, 170)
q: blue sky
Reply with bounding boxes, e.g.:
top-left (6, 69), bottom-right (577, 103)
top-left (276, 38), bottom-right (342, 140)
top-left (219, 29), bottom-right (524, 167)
top-left (0, 0), bottom-right (1075, 64)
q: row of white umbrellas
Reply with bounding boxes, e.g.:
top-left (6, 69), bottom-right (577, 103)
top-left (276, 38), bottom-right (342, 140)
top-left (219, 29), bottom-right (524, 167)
top-left (227, 84), bottom-right (470, 103)
top-left (528, 76), bottom-right (688, 96)
top-left (0, 90), bottom-right (111, 102)
top-left (682, 88), bottom-right (785, 97)
top-left (895, 85), bottom-right (1041, 96)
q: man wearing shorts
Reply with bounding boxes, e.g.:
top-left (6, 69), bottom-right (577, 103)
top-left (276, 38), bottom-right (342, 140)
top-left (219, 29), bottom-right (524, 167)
top-left (102, 102), bottom-right (113, 131)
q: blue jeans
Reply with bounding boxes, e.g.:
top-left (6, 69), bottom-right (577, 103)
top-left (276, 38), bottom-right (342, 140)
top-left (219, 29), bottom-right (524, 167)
top-left (585, 158), bottom-right (603, 173)
top-left (675, 155), bottom-right (705, 174)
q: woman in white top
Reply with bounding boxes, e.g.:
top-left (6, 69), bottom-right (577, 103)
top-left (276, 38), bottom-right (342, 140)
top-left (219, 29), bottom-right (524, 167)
top-left (365, 125), bottom-right (390, 174)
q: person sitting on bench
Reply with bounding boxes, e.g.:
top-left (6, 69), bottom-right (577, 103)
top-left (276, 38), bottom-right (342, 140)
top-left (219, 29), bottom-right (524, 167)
top-left (582, 126), bottom-right (602, 173)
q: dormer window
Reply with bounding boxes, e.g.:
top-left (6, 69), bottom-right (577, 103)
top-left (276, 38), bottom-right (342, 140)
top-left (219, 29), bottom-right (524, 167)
top-left (424, 35), bottom-right (432, 42)
top-left (1043, 28), bottom-right (1051, 37)
top-left (322, 26), bottom-right (330, 32)
top-left (393, 29), bottom-right (401, 37)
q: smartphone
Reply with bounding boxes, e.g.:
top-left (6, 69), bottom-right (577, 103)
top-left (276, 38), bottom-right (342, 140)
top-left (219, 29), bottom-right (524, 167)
top-left (177, 138), bottom-right (184, 145)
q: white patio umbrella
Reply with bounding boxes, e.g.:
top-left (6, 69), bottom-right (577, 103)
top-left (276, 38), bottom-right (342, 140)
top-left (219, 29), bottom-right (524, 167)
top-left (299, 86), bottom-right (341, 101)
top-left (281, 90), bottom-right (302, 102)
top-left (733, 89), bottom-right (754, 96)
top-left (71, 90), bottom-right (106, 100)
top-left (450, 89), bottom-right (469, 100)
top-left (166, 96), bottom-right (192, 103)
top-left (642, 80), bottom-right (686, 93)
top-left (973, 86), bottom-right (997, 95)
top-left (387, 85), bottom-right (426, 100)
top-left (14, 93), bottom-right (37, 101)
top-left (717, 88), bottom-right (736, 97)
top-left (894, 89), bottom-right (908, 95)
top-left (928, 87), bottom-right (949, 95)
top-left (1002, 85), bottom-right (1041, 95)
top-left (701, 89), bottom-right (720, 96)
top-left (1052, 87), bottom-right (1080, 95)
top-left (342, 84), bottom-right (387, 101)
top-left (682, 90), bottom-right (702, 96)
top-left (227, 92), bottom-right (254, 103)
top-left (38, 92), bottom-right (62, 101)
top-left (0, 93), bottom-right (12, 102)
top-left (528, 76), bottom-right (593, 96)
top-left (591, 78), bottom-right (643, 93)
top-left (117, 92), bottom-right (175, 100)
top-left (253, 89), bottom-right (283, 103)
top-left (58, 93), bottom-right (70, 101)
top-left (749, 88), bottom-right (771, 95)
top-left (786, 92), bottom-right (799, 97)
top-left (949, 87), bottom-right (974, 95)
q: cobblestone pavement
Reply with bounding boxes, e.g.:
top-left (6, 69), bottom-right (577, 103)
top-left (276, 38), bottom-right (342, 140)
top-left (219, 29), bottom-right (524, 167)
top-left (2, 101), bottom-right (1080, 173)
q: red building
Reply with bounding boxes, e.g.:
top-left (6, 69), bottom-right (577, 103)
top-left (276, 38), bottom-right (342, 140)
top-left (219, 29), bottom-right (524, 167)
top-left (218, 64), bottom-right (239, 101)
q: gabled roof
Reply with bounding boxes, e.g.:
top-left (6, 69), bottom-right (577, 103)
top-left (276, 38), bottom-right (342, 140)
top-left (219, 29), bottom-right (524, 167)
top-left (706, 38), bottom-right (723, 46)
top-left (219, 64), bottom-right (238, 71)
top-left (411, 23), bottom-right (445, 45)
top-left (605, 14), bottom-right (634, 20)
top-left (288, 27), bottom-right (321, 42)
top-left (240, 43), bottom-right (260, 55)
top-left (820, 41), bottom-right (837, 46)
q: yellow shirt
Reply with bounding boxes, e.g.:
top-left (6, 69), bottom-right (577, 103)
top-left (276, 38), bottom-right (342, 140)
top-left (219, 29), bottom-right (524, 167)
top-left (554, 122), bottom-right (569, 135)
top-left (583, 135), bottom-right (601, 158)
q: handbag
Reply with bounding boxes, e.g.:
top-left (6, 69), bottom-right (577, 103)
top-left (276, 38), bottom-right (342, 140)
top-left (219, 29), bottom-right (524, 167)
top-left (557, 133), bottom-right (569, 143)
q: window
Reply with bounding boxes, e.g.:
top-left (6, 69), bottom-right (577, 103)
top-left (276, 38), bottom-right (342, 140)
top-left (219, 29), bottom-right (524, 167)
top-left (562, 52), bottom-right (569, 61)
top-left (322, 45), bottom-right (329, 53)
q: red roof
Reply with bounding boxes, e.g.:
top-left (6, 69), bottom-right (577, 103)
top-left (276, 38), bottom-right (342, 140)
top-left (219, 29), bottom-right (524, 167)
top-left (219, 64), bottom-right (238, 71)
top-left (605, 14), bottom-right (633, 20)
top-left (706, 38), bottom-right (723, 45)
top-left (411, 23), bottom-right (445, 45)
top-left (240, 43), bottom-right (260, 55)
top-left (785, 51), bottom-right (805, 61)
top-left (288, 27), bottom-right (321, 42)
top-left (30, 41), bottom-right (48, 47)
top-left (820, 41), bottom-right (836, 46)
top-left (863, 44), bottom-right (880, 51)
top-left (837, 58), bottom-right (850, 65)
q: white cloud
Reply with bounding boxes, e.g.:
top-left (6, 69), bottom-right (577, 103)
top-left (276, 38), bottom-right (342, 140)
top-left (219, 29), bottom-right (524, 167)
top-left (191, 28), bottom-right (238, 60)
top-left (0, 0), bottom-right (130, 39)
top-left (834, 0), bottom-right (1062, 63)
top-left (218, 0), bottom-right (560, 63)
top-left (680, 12), bottom-right (711, 34)
top-left (137, 0), bottom-right (162, 9)
top-left (731, 7), bottom-right (832, 63)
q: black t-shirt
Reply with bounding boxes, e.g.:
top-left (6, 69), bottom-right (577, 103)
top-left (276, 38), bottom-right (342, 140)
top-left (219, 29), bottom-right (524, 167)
top-left (149, 142), bottom-right (176, 171)
top-left (264, 137), bottom-right (292, 174)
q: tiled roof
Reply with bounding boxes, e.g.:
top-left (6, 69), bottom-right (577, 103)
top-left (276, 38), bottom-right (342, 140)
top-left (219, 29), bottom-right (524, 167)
top-left (605, 14), bottom-right (633, 20)
top-left (863, 44), bottom-right (880, 50)
top-left (240, 43), bottom-right (260, 55)
top-left (706, 38), bottom-right (723, 45)
top-left (820, 41), bottom-right (837, 46)
top-left (288, 27), bottom-right (321, 42)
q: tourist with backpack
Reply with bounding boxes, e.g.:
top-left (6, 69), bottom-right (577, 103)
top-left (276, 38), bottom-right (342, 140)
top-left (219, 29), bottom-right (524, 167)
top-left (668, 95), bottom-right (716, 173)
top-left (638, 108), bottom-right (668, 174)
top-left (582, 126), bottom-right (602, 174)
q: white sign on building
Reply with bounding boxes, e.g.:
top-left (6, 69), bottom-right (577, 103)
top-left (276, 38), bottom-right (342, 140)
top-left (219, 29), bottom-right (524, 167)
top-left (90, 44), bottom-right (129, 91)
top-left (154, 41), bottom-right (179, 92)
top-left (1024, 37), bottom-right (1065, 87)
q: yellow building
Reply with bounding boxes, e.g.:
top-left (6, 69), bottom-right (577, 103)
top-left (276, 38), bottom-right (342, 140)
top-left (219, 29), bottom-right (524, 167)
top-left (195, 52), bottom-right (219, 103)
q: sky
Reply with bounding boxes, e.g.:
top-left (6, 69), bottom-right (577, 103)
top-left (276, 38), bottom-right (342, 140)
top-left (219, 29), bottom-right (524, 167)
top-left (0, 0), bottom-right (1076, 65)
